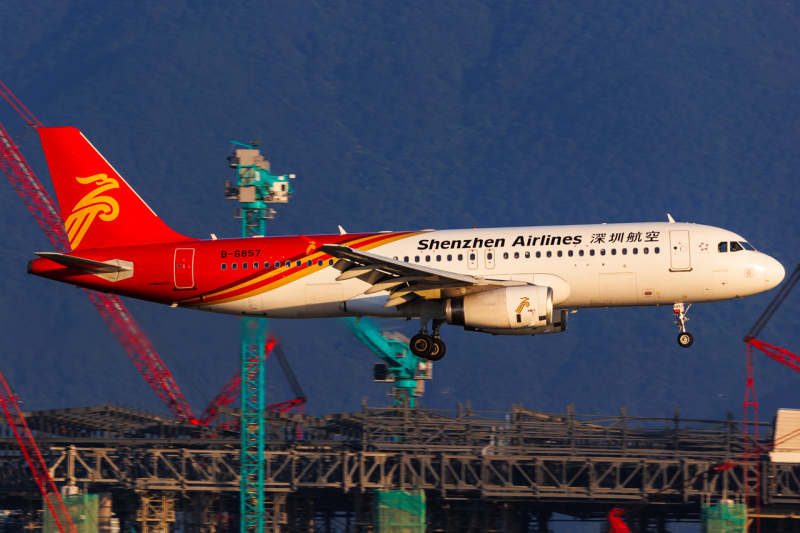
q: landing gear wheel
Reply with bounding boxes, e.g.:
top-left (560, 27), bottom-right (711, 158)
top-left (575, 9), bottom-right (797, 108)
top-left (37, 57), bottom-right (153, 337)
top-left (410, 334), bottom-right (434, 358)
top-left (427, 338), bottom-right (447, 361)
top-left (677, 332), bottom-right (693, 348)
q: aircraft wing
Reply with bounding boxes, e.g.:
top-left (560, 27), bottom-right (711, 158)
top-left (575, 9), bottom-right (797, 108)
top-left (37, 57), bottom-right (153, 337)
top-left (320, 244), bottom-right (525, 308)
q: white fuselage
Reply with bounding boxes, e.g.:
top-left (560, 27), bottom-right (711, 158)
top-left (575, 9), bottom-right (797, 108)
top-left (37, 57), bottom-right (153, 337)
top-left (199, 222), bottom-right (784, 320)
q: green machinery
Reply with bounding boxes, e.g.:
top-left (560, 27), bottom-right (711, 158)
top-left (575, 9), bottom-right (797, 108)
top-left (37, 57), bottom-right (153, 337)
top-left (346, 317), bottom-right (432, 408)
top-left (225, 142), bottom-right (294, 533)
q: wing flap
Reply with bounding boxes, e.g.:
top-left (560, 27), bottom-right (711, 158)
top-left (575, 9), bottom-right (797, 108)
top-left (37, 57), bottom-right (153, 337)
top-left (321, 244), bottom-right (527, 307)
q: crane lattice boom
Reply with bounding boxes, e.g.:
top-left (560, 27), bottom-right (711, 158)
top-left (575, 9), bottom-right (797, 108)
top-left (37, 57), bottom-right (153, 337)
top-left (0, 81), bottom-right (198, 423)
top-left (0, 369), bottom-right (77, 533)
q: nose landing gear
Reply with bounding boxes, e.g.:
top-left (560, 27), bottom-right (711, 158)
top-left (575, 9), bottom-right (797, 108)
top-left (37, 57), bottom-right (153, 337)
top-left (674, 303), bottom-right (693, 347)
top-left (410, 319), bottom-right (447, 360)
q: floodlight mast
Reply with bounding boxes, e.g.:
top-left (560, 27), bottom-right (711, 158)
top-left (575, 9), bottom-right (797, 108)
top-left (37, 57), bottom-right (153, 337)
top-left (226, 141), bottom-right (295, 533)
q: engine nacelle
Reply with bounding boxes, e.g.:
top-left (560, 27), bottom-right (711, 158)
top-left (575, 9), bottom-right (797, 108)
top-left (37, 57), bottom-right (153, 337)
top-left (465, 309), bottom-right (568, 336)
top-left (446, 285), bottom-right (553, 330)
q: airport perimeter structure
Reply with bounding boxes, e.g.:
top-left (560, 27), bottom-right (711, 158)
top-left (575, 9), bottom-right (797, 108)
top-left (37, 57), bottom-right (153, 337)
top-left (3, 402), bottom-right (800, 533)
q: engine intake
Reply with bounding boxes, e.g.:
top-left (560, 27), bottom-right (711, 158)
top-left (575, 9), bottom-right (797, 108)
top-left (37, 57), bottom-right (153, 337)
top-left (446, 286), bottom-right (553, 330)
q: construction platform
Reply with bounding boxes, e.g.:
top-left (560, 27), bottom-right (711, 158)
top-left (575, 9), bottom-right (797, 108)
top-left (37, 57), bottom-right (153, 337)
top-left (3, 402), bottom-right (800, 532)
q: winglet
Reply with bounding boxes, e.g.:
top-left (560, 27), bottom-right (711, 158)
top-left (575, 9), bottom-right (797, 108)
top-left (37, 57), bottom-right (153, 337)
top-left (338, 225), bottom-right (347, 235)
top-left (667, 214), bottom-right (675, 223)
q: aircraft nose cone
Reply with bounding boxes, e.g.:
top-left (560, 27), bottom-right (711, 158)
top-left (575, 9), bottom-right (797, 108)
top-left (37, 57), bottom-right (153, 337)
top-left (765, 257), bottom-right (785, 291)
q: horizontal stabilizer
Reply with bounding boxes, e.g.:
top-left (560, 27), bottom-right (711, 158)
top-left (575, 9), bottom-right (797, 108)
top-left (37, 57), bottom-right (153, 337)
top-left (34, 252), bottom-right (132, 273)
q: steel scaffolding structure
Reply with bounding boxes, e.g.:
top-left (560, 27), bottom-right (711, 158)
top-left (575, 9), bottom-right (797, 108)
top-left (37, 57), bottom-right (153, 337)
top-left (4, 402), bottom-right (800, 531)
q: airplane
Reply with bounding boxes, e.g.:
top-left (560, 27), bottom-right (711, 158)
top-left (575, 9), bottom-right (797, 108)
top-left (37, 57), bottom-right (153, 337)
top-left (27, 127), bottom-right (786, 361)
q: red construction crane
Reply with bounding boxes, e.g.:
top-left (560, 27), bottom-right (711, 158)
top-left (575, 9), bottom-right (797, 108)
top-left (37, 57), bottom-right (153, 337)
top-left (0, 367), bottom-right (77, 533)
top-left (198, 338), bottom-right (307, 426)
top-left (744, 264), bottom-right (800, 365)
top-left (1, 81), bottom-right (306, 428)
top-left (0, 80), bottom-right (197, 423)
top-left (606, 263), bottom-right (800, 533)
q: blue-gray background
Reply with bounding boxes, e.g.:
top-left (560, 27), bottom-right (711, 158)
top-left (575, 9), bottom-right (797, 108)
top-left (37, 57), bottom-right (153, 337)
top-left (1, 1), bottom-right (798, 427)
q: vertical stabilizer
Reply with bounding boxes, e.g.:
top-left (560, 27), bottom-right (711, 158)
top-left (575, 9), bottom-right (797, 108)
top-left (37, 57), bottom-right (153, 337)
top-left (38, 127), bottom-right (191, 250)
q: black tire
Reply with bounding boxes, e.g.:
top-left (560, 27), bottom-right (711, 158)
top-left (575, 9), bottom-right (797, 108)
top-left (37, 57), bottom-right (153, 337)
top-left (410, 334), bottom-right (434, 357)
top-left (427, 338), bottom-right (447, 361)
top-left (677, 332), bottom-right (693, 348)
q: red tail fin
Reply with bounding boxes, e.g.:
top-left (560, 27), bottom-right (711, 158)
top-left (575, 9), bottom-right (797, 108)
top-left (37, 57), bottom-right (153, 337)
top-left (38, 127), bottom-right (191, 251)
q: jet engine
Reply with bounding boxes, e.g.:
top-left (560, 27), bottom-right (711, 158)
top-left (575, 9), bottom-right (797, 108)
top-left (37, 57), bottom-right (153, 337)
top-left (446, 285), bottom-right (553, 330)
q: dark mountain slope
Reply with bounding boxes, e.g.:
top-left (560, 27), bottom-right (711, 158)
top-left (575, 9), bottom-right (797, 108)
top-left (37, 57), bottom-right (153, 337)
top-left (0, 0), bottom-right (797, 419)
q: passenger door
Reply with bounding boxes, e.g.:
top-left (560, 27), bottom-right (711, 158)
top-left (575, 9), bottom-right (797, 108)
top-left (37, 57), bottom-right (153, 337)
top-left (173, 248), bottom-right (195, 289)
top-left (669, 230), bottom-right (691, 271)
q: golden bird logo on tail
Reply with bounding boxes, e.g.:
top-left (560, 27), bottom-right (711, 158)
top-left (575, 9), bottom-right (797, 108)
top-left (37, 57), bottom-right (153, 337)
top-left (64, 174), bottom-right (120, 249)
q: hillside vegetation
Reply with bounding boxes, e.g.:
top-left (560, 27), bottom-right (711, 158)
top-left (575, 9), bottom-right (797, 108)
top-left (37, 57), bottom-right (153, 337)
top-left (0, 0), bottom-right (798, 420)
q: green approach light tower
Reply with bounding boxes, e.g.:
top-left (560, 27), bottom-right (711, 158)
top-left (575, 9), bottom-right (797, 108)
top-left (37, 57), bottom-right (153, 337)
top-left (225, 141), bottom-right (294, 533)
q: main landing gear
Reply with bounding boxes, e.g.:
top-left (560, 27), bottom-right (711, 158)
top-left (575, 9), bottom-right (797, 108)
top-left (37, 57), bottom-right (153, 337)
top-left (410, 319), bottom-right (447, 361)
top-left (674, 303), bottom-right (693, 348)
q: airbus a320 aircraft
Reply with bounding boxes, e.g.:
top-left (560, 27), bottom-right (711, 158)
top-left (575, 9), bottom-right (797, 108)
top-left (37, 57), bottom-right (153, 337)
top-left (28, 127), bottom-right (785, 360)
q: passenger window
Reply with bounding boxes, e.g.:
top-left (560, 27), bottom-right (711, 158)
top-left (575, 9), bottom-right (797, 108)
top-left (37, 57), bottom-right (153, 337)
top-left (632, 248), bottom-right (638, 255)
top-left (536, 251), bottom-right (541, 258)
top-left (264, 262), bottom-right (270, 269)
top-left (436, 255), bottom-right (441, 262)
top-left (415, 256), bottom-right (420, 263)
top-left (600, 249), bottom-right (606, 256)
top-left (514, 252), bottom-right (519, 259)
top-left (718, 242), bottom-right (728, 253)
top-left (557, 250), bottom-right (562, 257)
top-left (611, 249), bottom-right (617, 256)
top-left (655, 247), bottom-right (660, 254)
top-left (579, 250), bottom-right (584, 257)
top-left (404, 256), bottom-right (409, 262)
top-left (296, 261), bottom-right (301, 267)
top-left (546, 251), bottom-right (552, 258)
top-left (469, 253), bottom-right (476, 260)
top-left (232, 263), bottom-right (238, 270)
top-left (643, 248), bottom-right (649, 254)
top-left (242, 262), bottom-right (248, 269)
top-left (447, 254), bottom-right (452, 261)
top-left (317, 259), bottom-right (323, 266)
top-left (504, 252), bottom-right (509, 259)
top-left (285, 261), bottom-right (290, 267)
top-left (622, 248), bottom-right (627, 255)
top-left (525, 251), bottom-right (530, 259)
top-left (487, 252), bottom-right (493, 260)
top-left (568, 250), bottom-right (573, 257)
top-left (328, 259), bottom-right (334, 265)
top-left (221, 263), bottom-right (227, 270)
top-left (254, 262), bottom-right (259, 269)
top-left (590, 249), bottom-right (595, 256)
top-left (458, 254), bottom-right (463, 261)
top-left (425, 256), bottom-right (431, 262)
top-left (730, 241), bottom-right (744, 252)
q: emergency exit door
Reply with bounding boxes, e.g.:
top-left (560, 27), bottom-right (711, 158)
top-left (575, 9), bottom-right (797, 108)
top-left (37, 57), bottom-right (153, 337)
top-left (174, 248), bottom-right (195, 289)
top-left (669, 231), bottom-right (691, 271)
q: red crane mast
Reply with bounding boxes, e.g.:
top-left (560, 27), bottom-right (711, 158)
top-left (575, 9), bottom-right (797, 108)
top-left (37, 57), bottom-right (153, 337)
top-left (0, 367), bottom-right (77, 533)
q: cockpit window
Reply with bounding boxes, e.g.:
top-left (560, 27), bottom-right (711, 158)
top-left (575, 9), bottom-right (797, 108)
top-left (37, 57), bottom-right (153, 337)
top-left (718, 242), bottom-right (728, 253)
top-left (740, 241), bottom-right (756, 251)
top-left (729, 241), bottom-right (744, 252)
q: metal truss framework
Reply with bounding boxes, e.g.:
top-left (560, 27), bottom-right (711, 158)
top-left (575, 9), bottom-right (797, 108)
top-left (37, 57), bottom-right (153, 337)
top-left (4, 404), bottom-right (800, 528)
